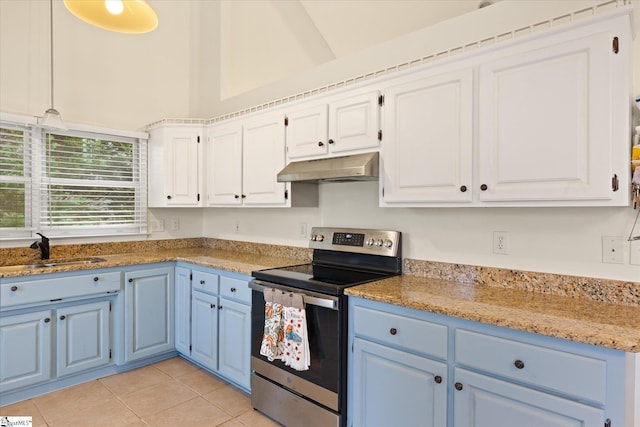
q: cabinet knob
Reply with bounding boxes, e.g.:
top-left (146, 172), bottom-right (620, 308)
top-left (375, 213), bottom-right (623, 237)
top-left (128, 278), bottom-right (133, 283)
top-left (93, 277), bottom-right (99, 282)
top-left (480, 184), bottom-right (488, 191)
top-left (10, 286), bottom-right (18, 292)
top-left (454, 382), bottom-right (463, 391)
top-left (514, 359), bottom-right (525, 369)
top-left (218, 305), bottom-right (223, 310)
top-left (167, 195), bottom-right (172, 199)
top-left (318, 141), bottom-right (324, 147)
top-left (200, 280), bottom-right (205, 285)
top-left (328, 139), bottom-right (334, 144)
top-left (210, 303), bottom-right (216, 309)
top-left (241, 194), bottom-right (246, 198)
top-left (234, 195), bottom-right (240, 199)
top-left (59, 315), bottom-right (66, 320)
top-left (434, 375), bottom-right (442, 384)
top-left (44, 318), bottom-right (51, 323)
top-left (230, 287), bottom-right (236, 292)
top-left (389, 328), bottom-right (397, 336)
top-left (460, 185), bottom-right (467, 193)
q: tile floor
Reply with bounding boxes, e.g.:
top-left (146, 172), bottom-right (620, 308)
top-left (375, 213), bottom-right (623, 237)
top-left (0, 357), bottom-right (280, 427)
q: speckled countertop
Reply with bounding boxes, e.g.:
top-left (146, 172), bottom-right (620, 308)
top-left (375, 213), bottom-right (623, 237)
top-left (1, 238), bottom-right (638, 352)
top-left (346, 274), bottom-right (640, 353)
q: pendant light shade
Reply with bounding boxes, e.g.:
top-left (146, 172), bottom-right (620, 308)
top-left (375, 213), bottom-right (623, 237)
top-left (63, 0), bottom-right (158, 34)
top-left (41, 0), bottom-right (67, 130)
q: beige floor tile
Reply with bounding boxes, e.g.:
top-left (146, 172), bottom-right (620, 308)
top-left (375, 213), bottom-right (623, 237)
top-left (153, 357), bottom-right (200, 378)
top-left (203, 385), bottom-right (252, 417)
top-left (236, 409), bottom-right (282, 427)
top-left (100, 365), bottom-right (172, 397)
top-left (0, 399), bottom-right (48, 427)
top-left (175, 369), bottom-right (228, 395)
top-left (145, 396), bottom-right (232, 427)
top-left (117, 378), bottom-right (198, 419)
top-left (33, 380), bottom-right (114, 421)
top-left (219, 419), bottom-right (248, 427)
top-left (45, 397), bottom-right (142, 427)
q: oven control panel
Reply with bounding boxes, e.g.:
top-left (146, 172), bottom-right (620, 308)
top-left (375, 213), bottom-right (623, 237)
top-left (309, 227), bottom-right (401, 257)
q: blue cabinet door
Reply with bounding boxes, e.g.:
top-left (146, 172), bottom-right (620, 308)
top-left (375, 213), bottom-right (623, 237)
top-left (191, 291), bottom-right (218, 370)
top-left (352, 338), bottom-right (447, 427)
top-left (124, 267), bottom-right (175, 362)
top-left (174, 266), bottom-right (192, 356)
top-left (218, 297), bottom-right (251, 390)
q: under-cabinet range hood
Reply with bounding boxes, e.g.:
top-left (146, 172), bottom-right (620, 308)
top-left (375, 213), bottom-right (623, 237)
top-left (277, 152), bottom-right (379, 183)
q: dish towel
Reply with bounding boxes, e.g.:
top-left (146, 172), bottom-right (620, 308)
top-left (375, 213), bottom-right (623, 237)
top-left (259, 290), bottom-right (283, 362)
top-left (281, 299), bottom-right (311, 371)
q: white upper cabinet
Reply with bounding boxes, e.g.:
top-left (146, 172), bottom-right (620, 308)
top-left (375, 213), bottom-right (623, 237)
top-left (477, 26), bottom-right (627, 205)
top-left (380, 67), bottom-right (473, 204)
top-left (286, 91), bottom-right (381, 160)
top-left (206, 123), bottom-right (244, 206)
top-left (148, 125), bottom-right (203, 207)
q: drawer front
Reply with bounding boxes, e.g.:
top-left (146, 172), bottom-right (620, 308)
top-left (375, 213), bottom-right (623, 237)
top-left (192, 271), bottom-right (219, 296)
top-left (353, 305), bottom-right (448, 360)
top-left (1, 272), bottom-right (121, 308)
top-left (219, 276), bottom-right (251, 304)
top-left (455, 329), bottom-right (606, 404)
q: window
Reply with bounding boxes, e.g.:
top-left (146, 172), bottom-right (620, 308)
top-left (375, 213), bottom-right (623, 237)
top-left (0, 115), bottom-right (147, 240)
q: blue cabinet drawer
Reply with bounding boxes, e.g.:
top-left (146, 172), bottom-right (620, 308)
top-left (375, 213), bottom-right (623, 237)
top-left (455, 329), bottom-right (607, 404)
top-left (192, 271), bottom-right (219, 296)
top-left (353, 305), bottom-right (448, 360)
top-left (219, 276), bottom-right (251, 304)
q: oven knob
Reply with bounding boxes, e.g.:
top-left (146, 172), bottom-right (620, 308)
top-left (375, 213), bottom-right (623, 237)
top-left (383, 239), bottom-right (393, 248)
top-left (310, 234), bottom-right (316, 241)
top-left (316, 234), bottom-right (324, 242)
top-left (366, 238), bottom-right (374, 246)
top-left (375, 239), bottom-right (383, 247)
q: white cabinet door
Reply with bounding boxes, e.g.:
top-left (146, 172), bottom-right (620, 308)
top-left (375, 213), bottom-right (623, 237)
top-left (453, 368), bottom-right (604, 427)
top-left (381, 68), bottom-right (473, 204)
top-left (0, 310), bottom-right (52, 393)
top-left (477, 31), bottom-right (618, 203)
top-left (191, 291), bottom-right (218, 370)
top-left (285, 104), bottom-right (329, 159)
top-left (328, 91), bottom-right (380, 154)
top-left (124, 267), bottom-right (175, 362)
top-left (148, 125), bottom-right (202, 207)
top-left (56, 301), bottom-right (110, 377)
top-left (352, 338), bottom-right (447, 427)
top-left (174, 266), bottom-right (192, 356)
top-left (242, 112), bottom-right (288, 206)
top-left (218, 298), bottom-right (251, 390)
top-left (206, 124), bottom-right (243, 206)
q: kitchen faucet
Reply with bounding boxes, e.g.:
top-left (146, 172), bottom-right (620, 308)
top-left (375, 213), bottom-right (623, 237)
top-left (30, 233), bottom-right (50, 260)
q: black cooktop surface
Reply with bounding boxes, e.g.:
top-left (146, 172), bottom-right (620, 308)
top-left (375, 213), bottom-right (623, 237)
top-left (251, 263), bottom-right (394, 296)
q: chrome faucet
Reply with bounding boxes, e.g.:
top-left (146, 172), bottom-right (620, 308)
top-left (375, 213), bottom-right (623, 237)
top-left (30, 233), bottom-right (50, 260)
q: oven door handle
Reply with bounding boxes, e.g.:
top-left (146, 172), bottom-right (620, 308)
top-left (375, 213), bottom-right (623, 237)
top-left (249, 280), bottom-right (339, 310)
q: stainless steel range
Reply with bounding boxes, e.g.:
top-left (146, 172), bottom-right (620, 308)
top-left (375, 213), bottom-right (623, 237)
top-left (249, 227), bottom-right (402, 427)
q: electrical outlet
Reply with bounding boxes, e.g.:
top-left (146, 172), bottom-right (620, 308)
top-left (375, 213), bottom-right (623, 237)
top-left (630, 240), bottom-right (640, 265)
top-left (601, 236), bottom-right (624, 264)
top-left (170, 218), bottom-right (180, 231)
top-left (493, 231), bottom-right (508, 255)
top-left (298, 223), bottom-right (307, 238)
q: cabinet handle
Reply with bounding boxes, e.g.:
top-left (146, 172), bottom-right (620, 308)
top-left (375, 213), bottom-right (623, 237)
top-left (93, 277), bottom-right (99, 282)
top-left (318, 141), bottom-right (324, 147)
top-left (59, 315), bottom-right (66, 320)
top-left (200, 280), bottom-right (205, 285)
top-left (480, 184), bottom-right (488, 191)
top-left (434, 375), bottom-right (442, 384)
top-left (389, 328), bottom-right (397, 336)
top-left (128, 278), bottom-right (133, 283)
top-left (10, 286), bottom-right (18, 292)
top-left (241, 194), bottom-right (246, 198)
top-left (230, 287), bottom-right (236, 292)
top-left (328, 139), bottom-right (334, 144)
top-left (460, 185), bottom-right (467, 192)
top-left (514, 359), bottom-right (525, 369)
top-left (167, 195), bottom-right (172, 200)
top-left (454, 382), bottom-right (463, 391)
top-left (234, 195), bottom-right (239, 199)
top-left (44, 318), bottom-right (51, 323)
top-left (210, 303), bottom-right (216, 309)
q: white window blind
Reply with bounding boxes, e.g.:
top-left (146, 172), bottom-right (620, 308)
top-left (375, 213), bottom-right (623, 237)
top-left (0, 122), bottom-right (35, 236)
top-left (40, 130), bottom-right (147, 236)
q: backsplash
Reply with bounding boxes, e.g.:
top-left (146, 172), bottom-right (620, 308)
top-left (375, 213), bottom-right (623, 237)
top-left (404, 259), bottom-right (640, 308)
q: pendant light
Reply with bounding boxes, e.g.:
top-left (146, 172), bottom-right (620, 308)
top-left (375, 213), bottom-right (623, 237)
top-left (63, 0), bottom-right (158, 34)
top-left (41, 0), bottom-right (67, 130)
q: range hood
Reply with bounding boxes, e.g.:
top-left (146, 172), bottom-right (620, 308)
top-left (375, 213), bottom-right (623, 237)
top-left (277, 152), bottom-right (379, 183)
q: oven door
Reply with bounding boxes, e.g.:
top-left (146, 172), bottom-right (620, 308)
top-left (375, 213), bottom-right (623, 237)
top-left (249, 279), bottom-right (344, 413)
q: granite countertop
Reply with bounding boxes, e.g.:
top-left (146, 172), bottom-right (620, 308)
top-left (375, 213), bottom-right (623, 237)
top-left (346, 275), bottom-right (640, 353)
top-left (0, 247), bottom-right (301, 279)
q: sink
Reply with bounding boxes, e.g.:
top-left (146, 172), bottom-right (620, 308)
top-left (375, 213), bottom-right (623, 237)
top-left (0, 257), bottom-right (107, 273)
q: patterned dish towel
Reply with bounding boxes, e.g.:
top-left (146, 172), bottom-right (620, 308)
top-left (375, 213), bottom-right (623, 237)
top-left (281, 305), bottom-right (310, 371)
top-left (259, 290), bottom-right (283, 362)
